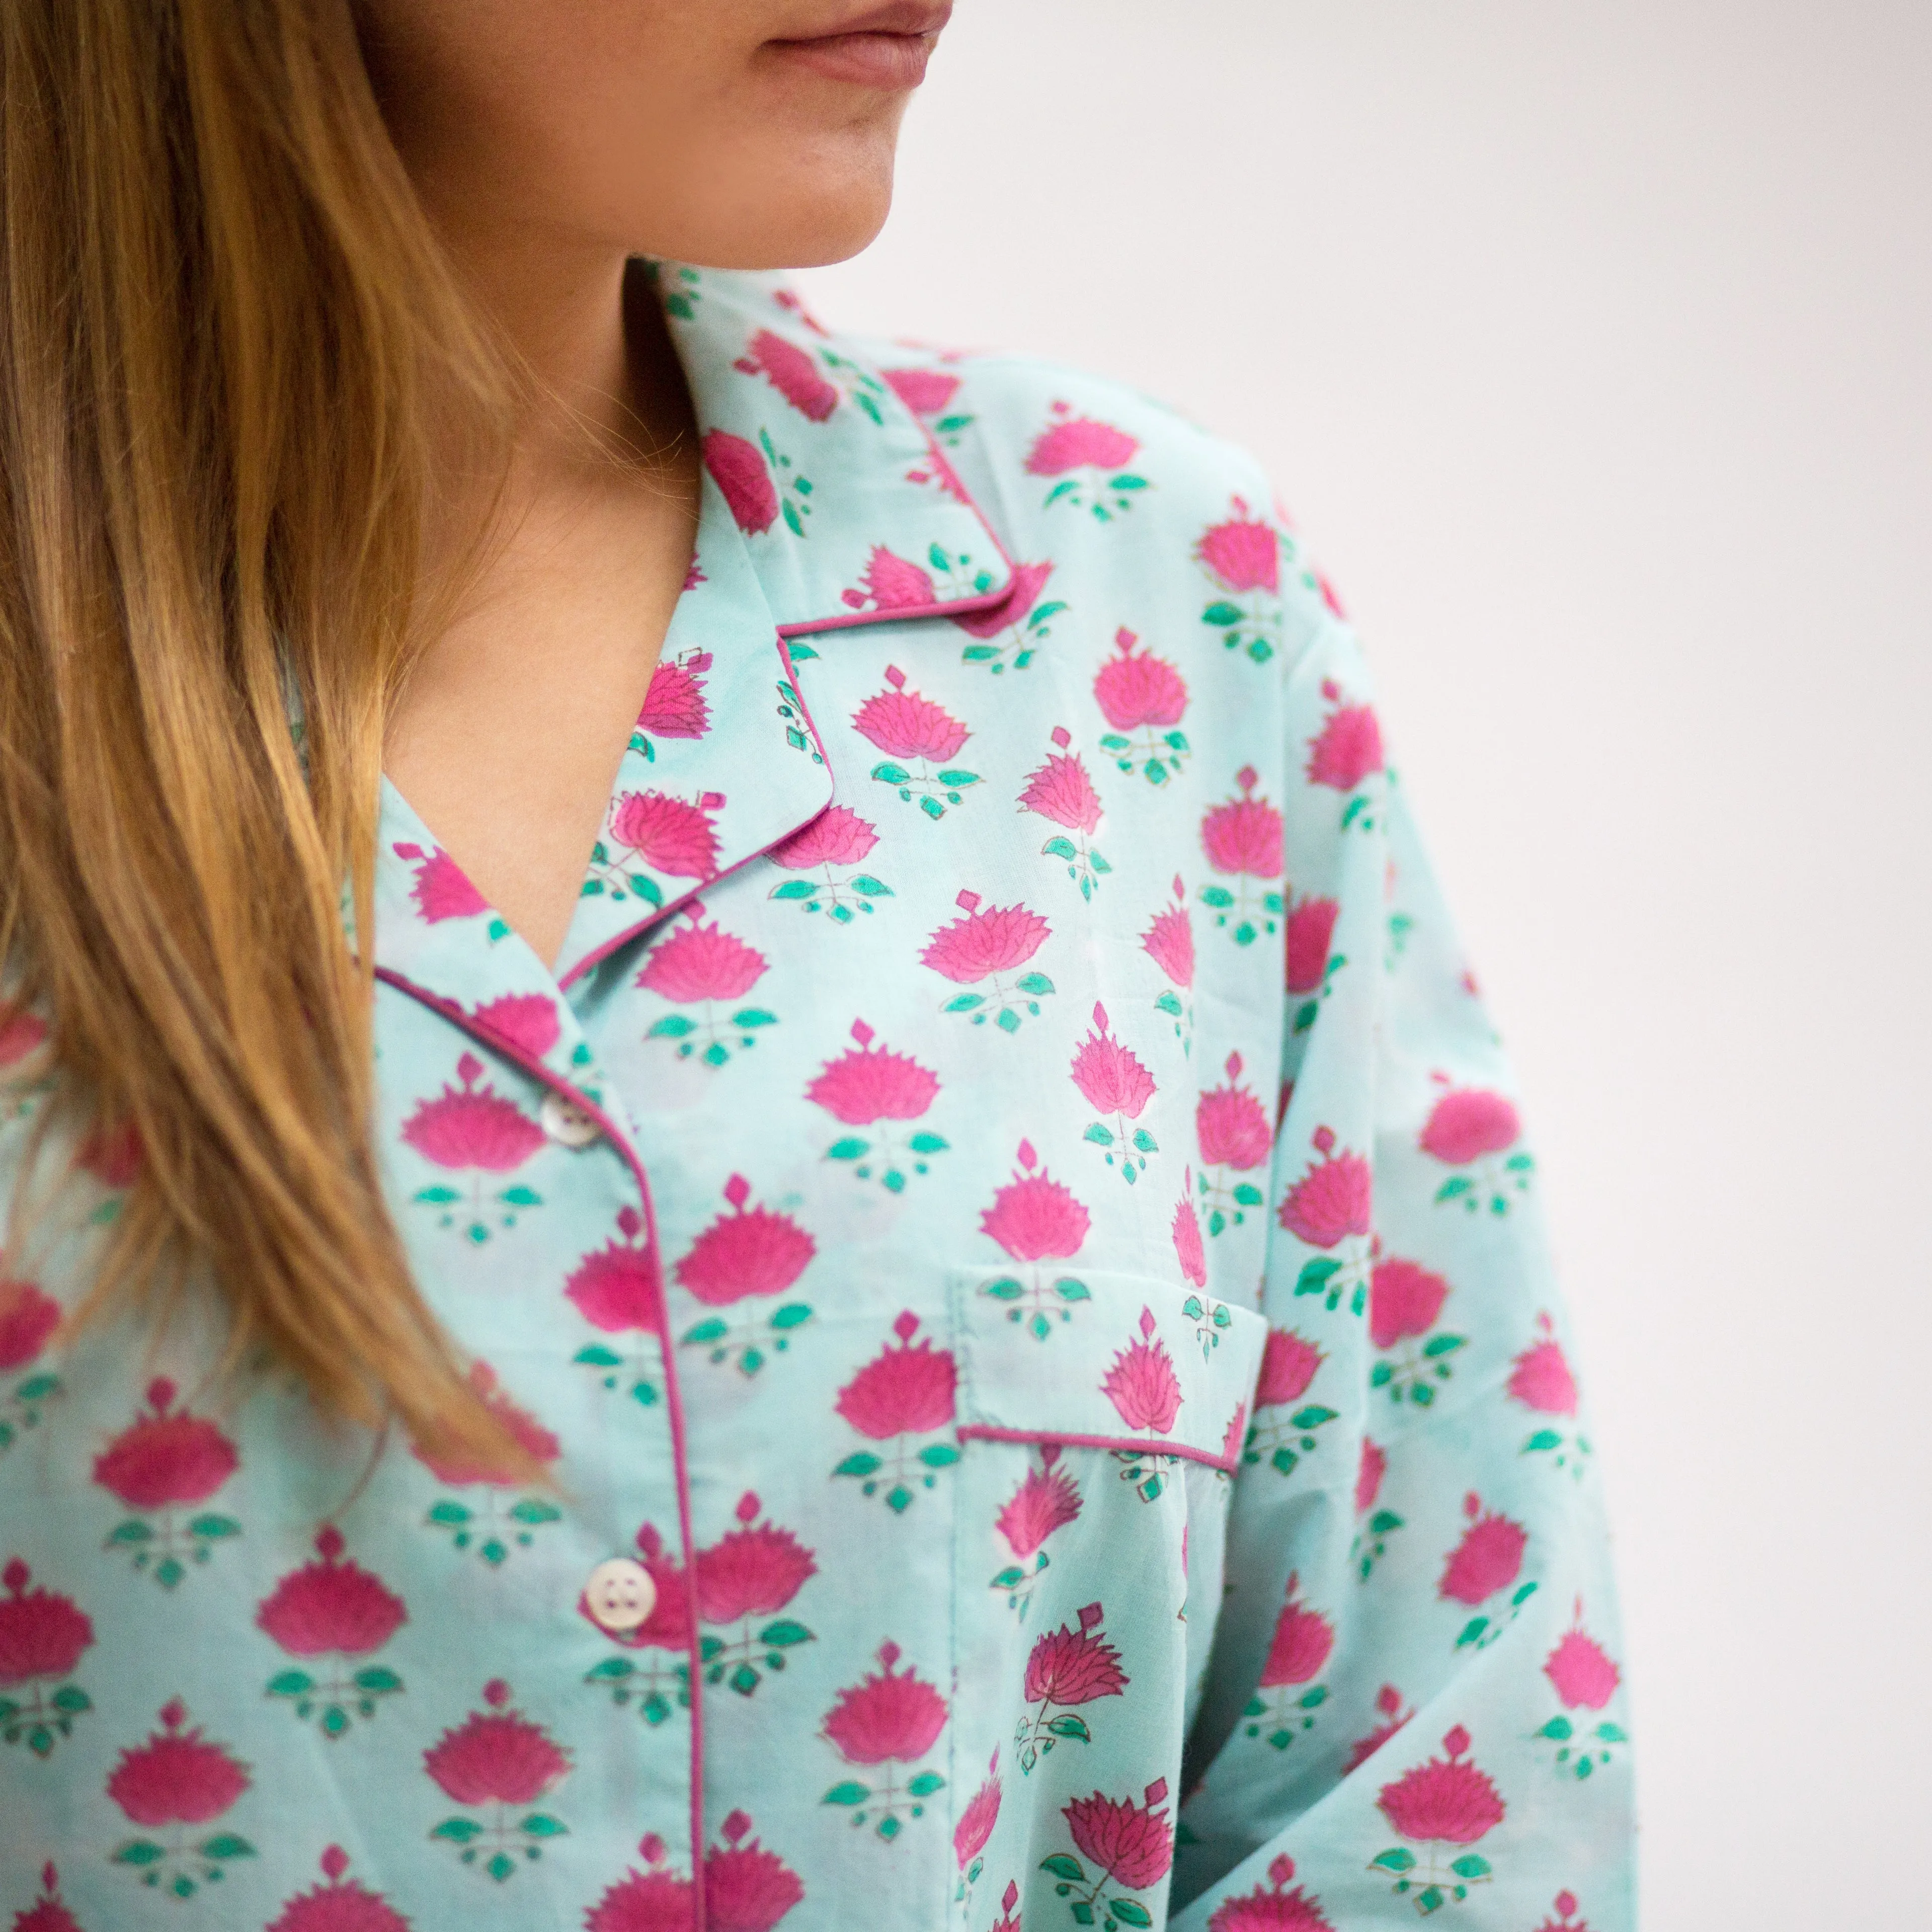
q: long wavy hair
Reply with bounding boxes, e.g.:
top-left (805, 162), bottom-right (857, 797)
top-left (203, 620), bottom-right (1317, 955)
top-left (0, 0), bottom-right (523, 1464)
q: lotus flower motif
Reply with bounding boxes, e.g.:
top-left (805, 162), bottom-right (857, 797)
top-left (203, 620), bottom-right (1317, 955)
top-left (771, 806), bottom-right (877, 871)
top-left (1063, 1779), bottom-right (1173, 1891)
top-left (1368, 1257), bottom-right (1450, 1350)
top-left (922, 898), bottom-right (1050, 983)
top-left (703, 1811), bottom-right (805, 1932)
top-left (636, 920), bottom-right (766, 1004)
top-left (1025, 407), bottom-right (1139, 476)
top-left (1101, 1308), bottom-right (1182, 1435)
top-left (400, 1053), bottom-right (544, 1173)
top-left (1206, 1854), bottom-right (1334, 1932)
top-left (734, 328), bottom-right (838, 421)
top-left (1201, 768), bottom-right (1283, 878)
top-left (1255, 1328), bottom-right (1322, 1409)
top-left (422, 1678), bottom-right (569, 1807)
top-left (0, 1559), bottom-right (93, 1683)
top-left (702, 430), bottom-right (777, 534)
top-left (1258, 1576), bottom-right (1334, 1688)
top-left (1195, 499), bottom-right (1280, 595)
top-left (1438, 1494), bottom-right (1528, 1606)
top-left (265, 1846), bottom-right (411, 1932)
top-left (1094, 626), bottom-right (1187, 730)
top-left (695, 1493), bottom-right (817, 1625)
top-left (995, 1450), bottom-right (1082, 1559)
top-left (638, 654), bottom-right (711, 740)
top-left (822, 1641), bottom-right (947, 1765)
top-left (1305, 685), bottom-right (1385, 792)
top-left (254, 1527), bottom-right (405, 1659)
top-left (1376, 1726), bottom-right (1506, 1845)
top-left (609, 789), bottom-right (722, 881)
top-left (980, 1144), bottom-right (1090, 1262)
top-left (92, 1378), bottom-right (237, 1510)
top-left (0, 1278), bottom-right (60, 1371)
top-left (675, 1177), bottom-right (814, 1308)
top-left (1420, 1087), bottom-right (1521, 1165)
top-left (106, 1697), bottom-right (249, 1827)
top-left (835, 1313), bottom-right (956, 1439)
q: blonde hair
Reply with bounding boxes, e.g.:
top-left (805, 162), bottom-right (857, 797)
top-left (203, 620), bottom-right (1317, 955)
top-left (0, 0), bottom-right (520, 1465)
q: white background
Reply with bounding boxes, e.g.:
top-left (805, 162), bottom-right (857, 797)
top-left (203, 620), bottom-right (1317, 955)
top-left (802, 4), bottom-right (1932, 1925)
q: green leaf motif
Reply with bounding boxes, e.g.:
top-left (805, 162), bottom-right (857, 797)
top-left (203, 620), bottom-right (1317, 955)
top-left (943, 994), bottom-right (985, 1013)
top-left (917, 1443), bottom-right (961, 1469)
top-left (432, 1818), bottom-right (483, 1844)
top-left (1422, 1333), bottom-right (1466, 1359)
top-left (1043, 1714), bottom-right (1091, 1741)
top-left (760, 1621), bottom-right (814, 1648)
top-left (353, 1667), bottom-right (403, 1693)
top-left (906, 1770), bottom-right (947, 1798)
top-left (834, 1452), bottom-right (882, 1478)
top-left (519, 1814), bottom-right (568, 1839)
top-left (426, 1501), bottom-right (471, 1527)
top-left (1041, 836), bottom-right (1079, 861)
top-left (1371, 1847), bottom-right (1417, 1874)
top-left (681, 1317), bottom-right (729, 1345)
top-left (509, 1498), bottom-right (561, 1526)
top-left (907, 1132), bottom-right (948, 1154)
top-left (935, 769), bottom-right (981, 788)
top-left (771, 1303), bottom-right (813, 1331)
top-left (771, 879), bottom-right (816, 900)
top-left (112, 1840), bottom-right (167, 1867)
top-left (1198, 885), bottom-right (1235, 909)
top-left (1294, 1257), bottom-right (1341, 1298)
top-left (1054, 1277), bottom-right (1091, 1303)
top-left (574, 1344), bottom-right (623, 1368)
top-left (981, 1277), bottom-right (1024, 1302)
top-left (731, 1009), bottom-right (777, 1029)
top-left (850, 875), bottom-right (893, 898)
top-left (870, 761), bottom-right (911, 785)
top-left (266, 1671), bottom-right (315, 1698)
top-left (1449, 1855), bottom-right (1491, 1879)
top-left (413, 1186), bottom-right (462, 1205)
top-left (823, 1781), bottom-right (870, 1806)
top-left (1290, 1405), bottom-right (1338, 1430)
top-left (1039, 1854), bottom-right (1086, 1883)
top-left (647, 1016), bottom-right (695, 1039)
top-left (1539, 1717), bottom-right (1574, 1741)
top-left (1084, 1122), bottom-right (1117, 1146)
top-left (1014, 973), bottom-right (1055, 995)
top-left (1112, 1901), bottom-right (1155, 1928)
top-left (498, 1186), bottom-right (541, 1208)
top-left (199, 1835), bottom-right (255, 1862)
top-left (1523, 1428), bottom-right (1564, 1452)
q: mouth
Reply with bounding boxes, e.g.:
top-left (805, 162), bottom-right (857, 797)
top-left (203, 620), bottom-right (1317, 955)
top-left (765, 2), bottom-right (952, 91)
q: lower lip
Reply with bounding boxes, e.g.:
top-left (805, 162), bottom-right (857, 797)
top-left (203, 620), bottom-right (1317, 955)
top-left (767, 31), bottom-right (936, 89)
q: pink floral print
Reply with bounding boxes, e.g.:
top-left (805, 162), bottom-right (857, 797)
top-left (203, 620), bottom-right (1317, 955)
top-left (0, 267), bottom-right (1626, 1931)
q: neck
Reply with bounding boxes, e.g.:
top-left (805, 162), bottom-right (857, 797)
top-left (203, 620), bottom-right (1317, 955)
top-left (436, 212), bottom-right (695, 479)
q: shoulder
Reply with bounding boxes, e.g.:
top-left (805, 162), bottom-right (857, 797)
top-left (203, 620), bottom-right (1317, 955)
top-left (832, 319), bottom-right (1347, 686)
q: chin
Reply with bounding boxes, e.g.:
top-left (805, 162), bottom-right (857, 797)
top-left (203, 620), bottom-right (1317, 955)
top-left (638, 142), bottom-right (898, 273)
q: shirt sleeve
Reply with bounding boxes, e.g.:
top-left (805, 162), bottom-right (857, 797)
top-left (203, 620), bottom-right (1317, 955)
top-left (1170, 598), bottom-right (1636, 1930)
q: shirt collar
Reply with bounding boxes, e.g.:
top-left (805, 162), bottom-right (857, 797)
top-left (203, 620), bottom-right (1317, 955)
top-left (364, 265), bottom-right (1016, 1050)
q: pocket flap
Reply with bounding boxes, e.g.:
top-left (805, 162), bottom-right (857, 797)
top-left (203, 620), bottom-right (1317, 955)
top-left (950, 1267), bottom-right (1267, 1471)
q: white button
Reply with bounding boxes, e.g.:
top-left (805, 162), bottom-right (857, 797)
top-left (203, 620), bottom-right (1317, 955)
top-left (540, 1090), bottom-right (602, 1148)
top-left (584, 1557), bottom-right (657, 1632)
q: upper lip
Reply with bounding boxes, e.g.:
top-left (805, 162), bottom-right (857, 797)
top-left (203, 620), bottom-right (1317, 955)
top-left (778, 1), bottom-right (952, 41)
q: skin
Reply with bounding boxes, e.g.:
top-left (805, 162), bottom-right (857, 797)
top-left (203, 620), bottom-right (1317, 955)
top-left (368, 0), bottom-right (950, 966)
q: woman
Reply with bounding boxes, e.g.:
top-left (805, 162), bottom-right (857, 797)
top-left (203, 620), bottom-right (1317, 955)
top-left (0, 5), bottom-right (1633, 1929)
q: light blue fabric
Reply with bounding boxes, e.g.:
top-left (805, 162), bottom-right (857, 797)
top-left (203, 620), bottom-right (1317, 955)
top-left (0, 267), bottom-right (1633, 1932)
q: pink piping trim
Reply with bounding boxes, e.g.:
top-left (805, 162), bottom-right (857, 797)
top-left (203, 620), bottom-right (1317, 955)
top-left (955, 1422), bottom-right (1240, 1477)
top-left (371, 963), bottom-right (710, 1925)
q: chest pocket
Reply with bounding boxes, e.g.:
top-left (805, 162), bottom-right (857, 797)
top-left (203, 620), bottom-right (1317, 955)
top-left (948, 1266), bottom-right (1268, 1477)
